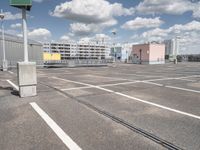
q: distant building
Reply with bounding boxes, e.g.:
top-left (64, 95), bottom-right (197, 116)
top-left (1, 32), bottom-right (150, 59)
top-left (131, 43), bottom-right (165, 64)
top-left (110, 43), bottom-right (133, 62)
top-left (164, 38), bottom-right (179, 61)
top-left (43, 42), bottom-right (108, 60)
top-left (110, 46), bottom-right (122, 60)
top-left (0, 32), bottom-right (43, 67)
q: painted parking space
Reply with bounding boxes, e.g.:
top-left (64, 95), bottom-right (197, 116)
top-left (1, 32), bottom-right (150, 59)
top-left (1, 62), bottom-right (200, 150)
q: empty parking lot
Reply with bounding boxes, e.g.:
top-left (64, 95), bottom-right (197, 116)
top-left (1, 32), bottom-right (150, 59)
top-left (1, 62), bottom-right (200, 150)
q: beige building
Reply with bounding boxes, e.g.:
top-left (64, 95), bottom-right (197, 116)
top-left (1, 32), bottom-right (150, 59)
top-left (131, 43), bottom-right (165, 64)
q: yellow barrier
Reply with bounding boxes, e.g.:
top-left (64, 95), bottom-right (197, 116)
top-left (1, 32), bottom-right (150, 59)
top-left (43, 53), bottom-right (61, 61)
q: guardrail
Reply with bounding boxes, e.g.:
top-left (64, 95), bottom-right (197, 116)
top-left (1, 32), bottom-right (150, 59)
top-left (1, 59), bottom-right (113, 68)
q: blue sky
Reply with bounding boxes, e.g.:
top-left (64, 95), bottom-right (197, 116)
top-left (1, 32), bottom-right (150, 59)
top-left (1, 0), bottom-right (200, 54)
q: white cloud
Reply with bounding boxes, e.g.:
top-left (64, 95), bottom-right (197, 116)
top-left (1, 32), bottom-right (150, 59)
top-left (10, 23), bottom-right (22, 29)
top-left (3, 12), bottom-right (21, 20)
top-left (142, 28), bottom-right (168, 38)
top-left (131, 20), bottom-right (200, 54)
top-left (136, 0), bottom-right (194, 15)
top-left (121, 17), bottom-right (164, 30)
top-left (51, 0), bottom-right (134, 24)
top-left (168, 20), bottom-right (200, 32)
top-left (70, 23), bottom-right (99, 36)
top-left (135, 0), bottom-right (200, 19)
top-left (2, 11), bottom-right (33, 20)
top-left (78, 33), bottom-right (111, 44)
top-left (193, 2), bottom-right (200, 18)
top-left (28, 28), bottom-right (51, 42)
top-left (79, 37), bottom-right (92, 43)
top-left (60, 35), bottom-right (70, 41)
top-left (95, 33), bottom-right (111, 41)
top-left (60, 35), bottom-right (75, 42)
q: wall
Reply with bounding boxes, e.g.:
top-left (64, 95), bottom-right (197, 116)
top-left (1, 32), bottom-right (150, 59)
top-left (132, 44), bottom-right (149, 64)
top-left (0, 38), bottom-right (43, 67)
top-left (149, 44), bottom-right (165, 64)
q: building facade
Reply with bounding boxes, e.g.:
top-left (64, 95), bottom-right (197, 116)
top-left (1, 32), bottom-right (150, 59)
top-left (0, 32), bottom-right (43, 67)
top-left (131, 43), bottom-right (165, 64)
top-left (43, 42), bottom-right (108, 60)
top-left (110, 43), bottom-right (133, 62)
top-left (164, 38), bottom-right (179, 61)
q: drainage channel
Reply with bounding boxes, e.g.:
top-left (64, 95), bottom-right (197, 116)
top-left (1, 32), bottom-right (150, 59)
top-left (39, 81), bottom-right (184, 150)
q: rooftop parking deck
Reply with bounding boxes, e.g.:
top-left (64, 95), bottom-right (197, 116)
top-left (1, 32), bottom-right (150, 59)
top-left (1, 62), bottom-right (200, 150)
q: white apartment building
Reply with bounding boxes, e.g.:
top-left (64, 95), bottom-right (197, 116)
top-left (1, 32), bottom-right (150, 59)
top-left (164, 38), bottom-right (179, 56)
top-left (43, 42), bottom-right (109, 60)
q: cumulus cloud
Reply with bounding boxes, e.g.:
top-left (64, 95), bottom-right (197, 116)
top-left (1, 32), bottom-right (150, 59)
top-left (95, 33), bottom-right (111, 41)
top-left (51, 0), bottom-right (134, 24)
top-left (136, 0), bottom-right (192, 15)
top-left (3, 12), bottom-right (21, 20)
top-left (78, 33), bottom-right (111, 44)
top-left (2, 11), bottom-right (33, 20)
top-left (121, 17), bottom-right (164, 30)
top-left (193, 2), bottom-right (200, 18)
top-left (10, 23), bottom-right (22, 29)
top-left (28, 28), bottom-right (51, 42)
top-left (50, 0), bottom-right (134, 36)
top-left (70, 23), bottom-right (99, 36)
top-left (131, 20), bottom-right (200, 54)
top-left (60, 35), bottom-right (75, 42)
top-left (60, 35), bottom-right (71, 41)
top-left (135, 0), bottom-right (200, 19)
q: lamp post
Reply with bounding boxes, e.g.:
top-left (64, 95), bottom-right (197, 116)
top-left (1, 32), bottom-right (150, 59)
top-left (0, 9), bottom-right (8, 71)
top-left (22, 8), bottom-right (28, 62)
top-left (10, 0), bottom-right (37, 98)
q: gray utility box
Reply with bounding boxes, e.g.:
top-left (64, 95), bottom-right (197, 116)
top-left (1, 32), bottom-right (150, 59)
top-left (17, 62), bottom-right (37, 97)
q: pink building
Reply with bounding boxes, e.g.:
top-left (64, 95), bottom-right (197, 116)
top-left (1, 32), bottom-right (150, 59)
top-left (131, 43), bottom-right (165, 64)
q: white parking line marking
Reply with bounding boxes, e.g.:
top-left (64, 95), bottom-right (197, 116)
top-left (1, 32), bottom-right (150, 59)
top-left (58, 75), bottom-right (200, 94)
top-left (165, 85), bottom-right (200, 94)
top-left (61, 81), bottom-right (139, 91)
top-left (141, 81), bottom-right (163, 87)
top-left (141, 81), bottom-right (200, 94)
top-left (6, 80), bottom-right (19, 91)
top-left (61, 86), bottom-right (92, 91)
top-left (114, 92), bottom-right (200, 120)
top-left (100, 81), bottom-right (140, 87)
top-left (87, 74), bottom-right (128, 81)
top-left (53, 77), bottom-right (200, 120)
top-left (113, 73), bottom-right (163, 78)
top-left (177, 78), bottom-right (196, 82)
top-left (145, 75), bottom-right (200, 82)
top-left (30, 102), bottom-right (82, 150)
top-left (52, 76), bottom-right (92, 87)
top-left (8, 71), bottom-right (14, 74)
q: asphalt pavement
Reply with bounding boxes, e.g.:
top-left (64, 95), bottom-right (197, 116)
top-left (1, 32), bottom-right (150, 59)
top-left (1, 62), bottom-right (200, 150)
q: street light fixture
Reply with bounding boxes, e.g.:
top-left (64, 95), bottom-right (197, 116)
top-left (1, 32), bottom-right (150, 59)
top-left (0, 9), bottom-right (8, 71)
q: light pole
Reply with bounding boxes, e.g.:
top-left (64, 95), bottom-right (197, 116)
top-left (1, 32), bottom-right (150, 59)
top-left (22, 8), bottom-right (28, 62)
top-left (10, 0), bottom-right (37, 98)
top-left (0, 9), bottom-right (8, 71)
